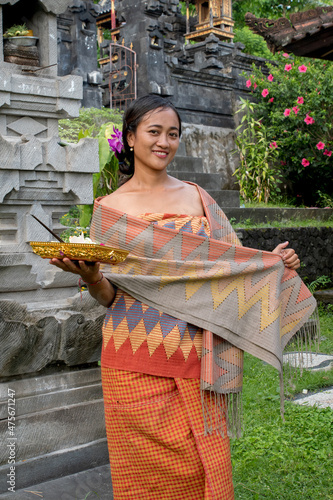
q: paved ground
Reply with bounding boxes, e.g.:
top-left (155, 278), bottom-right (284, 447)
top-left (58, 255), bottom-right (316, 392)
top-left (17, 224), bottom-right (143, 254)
top-left (2, 352), bottom-right (331, 500)
top-left (283, 351), bottom-right (333, 409)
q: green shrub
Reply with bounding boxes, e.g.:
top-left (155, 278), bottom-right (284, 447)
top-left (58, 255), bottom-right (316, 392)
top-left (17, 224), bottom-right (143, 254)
top-left (58, 107), bottom-right (123, 144)
top-left (244, 53), bottom-right (333, 206)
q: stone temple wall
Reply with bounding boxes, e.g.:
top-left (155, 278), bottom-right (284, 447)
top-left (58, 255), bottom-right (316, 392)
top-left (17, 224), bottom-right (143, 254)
top-left (238, 226), bottom-right (333, 284)
top-left (0, 1), bottom-right (107, 491)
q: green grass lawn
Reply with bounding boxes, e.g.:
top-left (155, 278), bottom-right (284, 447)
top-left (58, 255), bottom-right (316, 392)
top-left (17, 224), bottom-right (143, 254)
top-left (231, 307), bottom-right (333, 500)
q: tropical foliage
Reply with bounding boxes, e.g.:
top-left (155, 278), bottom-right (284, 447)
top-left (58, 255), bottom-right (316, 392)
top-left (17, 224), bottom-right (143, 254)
top-left (233, 98), bottom-right (281, 203)
top-left (243, 53), bottom-right (333, 206)
top-left (59, 107), bottom-right (123, 230)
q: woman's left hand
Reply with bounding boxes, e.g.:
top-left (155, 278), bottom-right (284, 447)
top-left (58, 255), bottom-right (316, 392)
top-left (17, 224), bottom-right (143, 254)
top-left (272, 241), bottom-right (300, 270)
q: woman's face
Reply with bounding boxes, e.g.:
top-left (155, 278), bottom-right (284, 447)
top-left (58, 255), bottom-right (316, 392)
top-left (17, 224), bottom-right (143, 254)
top-left (127, 107), bottom-right (180, 174)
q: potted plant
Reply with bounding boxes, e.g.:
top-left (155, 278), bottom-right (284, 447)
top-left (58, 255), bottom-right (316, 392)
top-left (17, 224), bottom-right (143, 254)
top-left (3, 23), bottom-right (37, 46)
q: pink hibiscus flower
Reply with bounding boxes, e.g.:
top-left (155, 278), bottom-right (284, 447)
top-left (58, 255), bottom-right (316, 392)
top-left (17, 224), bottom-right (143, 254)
top-left (284, 109), bottom-right (291, 117)
top-left (298, 65), bottom-right (307, 73)
top-left (269, 97), bottom-right (274, 103)
top-left (304, 114), bottom-right (315, 125)
top-left (323, 149), bottom-right (332, 157)
top-left (262, 89), bottom-right (269, 97)
top-left (301, 158), bottom-right (310, 167)
top-left (316, 142), bottom-right (325, 150)
top-left (292, 106), bottom-right (299, 115)
top-left (267, 74), bottom-right (274, 82)
top-left (269, 142), bottom-right (278, 149)
top-left (254, 83), bottom-right (257, 90)
top-left (246, 79), bottom-right (252, 88)
top-left (285, 64), bottom-right (292, 72)
top-left (297, 97), bottom-right (304, 104)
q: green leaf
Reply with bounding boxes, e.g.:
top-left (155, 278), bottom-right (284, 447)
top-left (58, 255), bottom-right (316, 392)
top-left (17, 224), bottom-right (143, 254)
top-left (98, 136), bottom-right (112, 173)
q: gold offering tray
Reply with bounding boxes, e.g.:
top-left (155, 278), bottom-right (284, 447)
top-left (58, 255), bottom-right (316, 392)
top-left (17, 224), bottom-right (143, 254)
top-left (30, 241), bottom-right (128, 264)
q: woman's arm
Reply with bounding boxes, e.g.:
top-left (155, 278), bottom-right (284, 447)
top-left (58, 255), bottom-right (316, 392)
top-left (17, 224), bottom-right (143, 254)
top-left (49, 258), bottom-right (116, 307)
top-left (272, 241), bottom-right (300, 270)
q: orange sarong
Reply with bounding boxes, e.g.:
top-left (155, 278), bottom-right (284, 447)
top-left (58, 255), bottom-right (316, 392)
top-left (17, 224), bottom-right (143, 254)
top-left (102, 367), bottom-right (234, 500)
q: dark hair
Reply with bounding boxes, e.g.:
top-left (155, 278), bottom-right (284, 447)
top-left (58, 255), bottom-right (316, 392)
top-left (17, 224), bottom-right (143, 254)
top-left (117, 94), bottom-right (182, 176)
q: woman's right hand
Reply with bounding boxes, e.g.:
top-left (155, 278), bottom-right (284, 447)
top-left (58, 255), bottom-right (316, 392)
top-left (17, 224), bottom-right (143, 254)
top-left (49, 258), bottom-right (101, 283)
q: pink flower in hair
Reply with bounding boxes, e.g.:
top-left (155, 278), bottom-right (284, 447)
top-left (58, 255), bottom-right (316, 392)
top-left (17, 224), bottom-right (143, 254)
top-left (108, 126), bottom-right (124, 156)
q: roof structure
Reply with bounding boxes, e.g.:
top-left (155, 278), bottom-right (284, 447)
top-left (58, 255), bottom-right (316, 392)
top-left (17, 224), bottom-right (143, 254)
top-left (98, 0), bottom-right (111, 15)
top-left (245, 6), bottom-right (333, 61)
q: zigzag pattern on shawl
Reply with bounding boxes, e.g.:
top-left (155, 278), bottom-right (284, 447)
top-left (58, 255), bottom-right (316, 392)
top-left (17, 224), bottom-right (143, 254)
top-left (90, 185), bottom-right (316, 376)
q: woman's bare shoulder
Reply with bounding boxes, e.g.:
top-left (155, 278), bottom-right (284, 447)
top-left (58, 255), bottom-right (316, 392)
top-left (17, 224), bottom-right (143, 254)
top-left (98, 185), bottom-right (130, 211)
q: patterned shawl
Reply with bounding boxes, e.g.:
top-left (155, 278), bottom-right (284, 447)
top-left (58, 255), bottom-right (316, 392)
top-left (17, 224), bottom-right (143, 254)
top-left (90, 183), bottom-right (317, 436)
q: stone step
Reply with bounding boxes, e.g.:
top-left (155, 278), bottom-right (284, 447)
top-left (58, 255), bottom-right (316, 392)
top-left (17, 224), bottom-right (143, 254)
top-left (176, 141), bottom-right (186, 156)
top-left (314, 289), bottom-right (333, 305)
top-left (207, 190), bottom-right (240, 208)
top-left (0, 464), bottom-right (113, 500)
top-left (168, 156), bottom-right (204, 173)
top-left (169, 171), bottom-right (222, 190)
top-left (0, 367), bottom-right (108, 492)
top-left (223, 207), bottom-right (333, 224)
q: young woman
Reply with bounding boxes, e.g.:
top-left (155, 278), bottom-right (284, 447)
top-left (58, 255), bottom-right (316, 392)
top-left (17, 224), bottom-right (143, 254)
top-left (50, 95), bottom-right (304, 500)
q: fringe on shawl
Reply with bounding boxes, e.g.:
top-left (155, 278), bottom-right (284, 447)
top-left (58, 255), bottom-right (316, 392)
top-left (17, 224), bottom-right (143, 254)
top-left (281, 307), bottom-right (321, 411)
top-left (201, 390), bottom-right (243, 439)
top-left (203, 308), bottom-right (320, 438)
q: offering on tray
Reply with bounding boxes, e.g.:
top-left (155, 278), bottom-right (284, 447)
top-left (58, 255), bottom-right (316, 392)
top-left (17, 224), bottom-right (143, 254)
top-left (29, 241), bottom-right (129, 264)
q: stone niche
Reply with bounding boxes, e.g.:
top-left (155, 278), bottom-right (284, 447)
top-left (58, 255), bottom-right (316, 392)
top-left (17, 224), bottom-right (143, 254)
top-left (0, 1), bottom-right (107, 490)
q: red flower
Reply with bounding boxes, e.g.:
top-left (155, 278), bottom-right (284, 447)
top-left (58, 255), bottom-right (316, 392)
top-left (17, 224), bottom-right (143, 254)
top-left (298, 65), bottom-right (307, 73)
top-left (304, 114), bottom-right (315, 125)
top-left (323, 149), bottom-right (332, 157)
top-left (301, 158), bottom-right (310, 167)
top-left (284, 108), bottom-right (291, 117)
top-left (246, 79), bottom-right (252, 88)
top-left (316, 142), bottom-right (325, 150)
top-left (285, 64), bottom-right (292, 72)
top-left (261, 89), bottom-right (269, 97)
top-left (267, 74), bottom-right (274, 82)
top-left (269, 142), bottom-right (278, 149)
top-left (269, 97), bottom-right (274, 103)
top-left (297, 97), bottom-right (304, 104)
